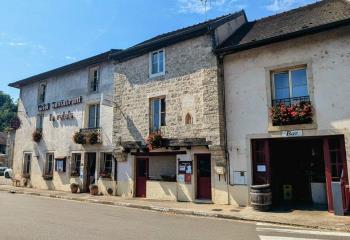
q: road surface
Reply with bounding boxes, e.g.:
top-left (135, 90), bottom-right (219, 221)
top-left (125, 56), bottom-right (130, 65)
top-left (0, 191), bottom-right (348, 240)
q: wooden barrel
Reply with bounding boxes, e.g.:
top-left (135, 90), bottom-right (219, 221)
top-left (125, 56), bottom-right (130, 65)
top-left (250, 184), bottom-right (272, 211)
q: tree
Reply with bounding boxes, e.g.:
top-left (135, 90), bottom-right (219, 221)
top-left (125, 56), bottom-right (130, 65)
top-left (0, 91), bottom-right (17, 132)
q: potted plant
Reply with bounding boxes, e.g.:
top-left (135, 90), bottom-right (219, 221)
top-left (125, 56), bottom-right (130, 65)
top-left (32, 129), bottom-right (42, 142)
top-left (70, 183), bottom-right (79, 193)
top-left (73, 132), bottom-right (86, 144)
top-left (270, 102), bottom-right (312, 126)
top-left (89, 184), bottom-right (99, 195)
top-left (146, 130), bottom-right (164, 150)
top-left (87, 131), bottom-right (99, 145)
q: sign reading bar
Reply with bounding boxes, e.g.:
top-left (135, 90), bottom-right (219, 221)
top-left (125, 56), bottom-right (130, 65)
top-left (38, 96), bottom-right (83, 112)
top-left (282, 130), bottom-right (303, 137)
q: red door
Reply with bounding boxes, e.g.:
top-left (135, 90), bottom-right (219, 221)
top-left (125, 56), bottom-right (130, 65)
top-left (252, 139), bottom-right (271, 185)
top-left (197, 154), bottom-right (212, 200)
top-left (323, 136), bottom-right (349, 213)
top-left (136, 158), bottom-right (148, 198)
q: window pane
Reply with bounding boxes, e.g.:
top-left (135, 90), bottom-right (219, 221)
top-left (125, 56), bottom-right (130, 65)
top-left (274, 72), bottom-right (290, 99)
top-left (291, 69), bottom-right (308, 97)
top-left (158, 51), bottom-right (164, 73)
top-left (96, 105), bottom-right (100, 128)
top-left (152, 99), bottom-right (160, 131)
top-left (88, 105), bottom-right (96, 128)
top-left (152, 52), bottom-right (158, 74)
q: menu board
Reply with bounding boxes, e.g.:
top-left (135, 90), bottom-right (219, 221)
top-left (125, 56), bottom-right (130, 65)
top-left (178, 160), bottom-right (192, 184)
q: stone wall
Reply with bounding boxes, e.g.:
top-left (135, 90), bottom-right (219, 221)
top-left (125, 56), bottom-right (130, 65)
top-left (113, 35), bottom-right (226, 165)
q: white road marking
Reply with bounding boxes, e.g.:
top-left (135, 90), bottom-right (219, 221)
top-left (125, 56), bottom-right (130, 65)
top-left (257, 227), bottom-right (350, 237)
top-left (259, 236), bottom-right (323, 240)
top-left (256, 222), bottom-right (308, 229)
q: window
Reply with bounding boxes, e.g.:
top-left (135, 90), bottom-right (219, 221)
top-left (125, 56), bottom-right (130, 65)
top-left (89, 67), bottom-right (100, 93)
top-left (38, 83), bottom-right (47, 103)
top-left (71, 153), bottom-right (81, 177)
top-left (36, 114), bottom-right (44, 130)
top-left (150, 50), bottom-right (165, 77)
top-left (185, 113), bottom-right (193, 125)
top-left (272, 67), bottom-right (308, 105)
top-left (100, 153), bottom-right (113, 178)
top-left (44, 153), bottom-right (54, 177)
top-left (55, 158), bottom-right (66, 172)
top-left (88, 104), bottom-right (100, 128)
top-left (150, 97), bottom-right (166, 132)
top-left (23, 153), bottom-right (31, 176)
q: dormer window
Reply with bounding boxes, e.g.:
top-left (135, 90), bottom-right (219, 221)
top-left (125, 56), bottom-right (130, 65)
top-left (38, 83), bottom-right (47, 104)
top-left (150, 49), bottom-right (165, 77)
top-left (89, 66), bottom-right (100, 93)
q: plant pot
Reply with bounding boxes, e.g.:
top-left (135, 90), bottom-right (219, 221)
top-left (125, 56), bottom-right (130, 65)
top-left (89, 184), bottom-right (99, 195)
top-left (70, 183), bottom-right (79, 193)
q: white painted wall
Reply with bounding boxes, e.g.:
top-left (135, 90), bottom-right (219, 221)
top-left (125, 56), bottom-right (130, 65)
top-left (224, 26), bottom-right (350, 205)
top-left (12, 61), bottom-right (115, 191)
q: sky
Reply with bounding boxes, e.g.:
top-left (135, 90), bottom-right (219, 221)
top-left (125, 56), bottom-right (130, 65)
top-left (0, 0), bottom-right (316, 100)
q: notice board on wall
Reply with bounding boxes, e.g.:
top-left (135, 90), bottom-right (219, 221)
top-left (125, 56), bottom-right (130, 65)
top-left (178, 156), bottom-right (192, 184)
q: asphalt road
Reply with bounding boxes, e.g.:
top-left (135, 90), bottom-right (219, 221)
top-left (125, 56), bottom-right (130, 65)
top-left (0, 191), bottom-right (349, 240)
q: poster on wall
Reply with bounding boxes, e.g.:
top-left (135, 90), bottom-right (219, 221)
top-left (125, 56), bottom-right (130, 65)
top-left (177, 174), bottom-right (185, 182)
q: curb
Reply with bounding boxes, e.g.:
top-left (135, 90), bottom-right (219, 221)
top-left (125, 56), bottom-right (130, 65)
top-left (1, 187), bottom-right (348, 233)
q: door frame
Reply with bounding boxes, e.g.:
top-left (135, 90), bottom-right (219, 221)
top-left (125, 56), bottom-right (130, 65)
top-left (196, 154), bottom-right (212, 200)
top-left (135, 157), bottom-right (149, 198)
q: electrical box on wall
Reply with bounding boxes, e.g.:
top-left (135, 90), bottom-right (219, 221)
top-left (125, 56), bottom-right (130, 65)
top-left (233, 171), bottom-right (246, 185)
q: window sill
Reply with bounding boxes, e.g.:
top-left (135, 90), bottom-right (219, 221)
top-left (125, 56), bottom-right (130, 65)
top-left (149, 72), bottom-right (165, 78)
top-left (268, 122), bottom-right (317, 132)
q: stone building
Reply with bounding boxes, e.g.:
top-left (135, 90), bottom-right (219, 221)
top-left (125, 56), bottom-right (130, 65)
top-left (216, 0), bottom-right (350, 212)
top-left (111, 12), bottom-right (246, 203)
top-left (9, 50), bottom-right (119, 194)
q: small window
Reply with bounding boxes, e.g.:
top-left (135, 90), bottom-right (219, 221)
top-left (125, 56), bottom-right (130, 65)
top-left (150, 97), bottom-right (166, 132)
top-left (185, 113), bottom-right (193, 125)
top-left (36, 114), bottom-right (44, 130)
top-left (100, 153), bottom-right (113, 178)
top-left (44, 153), bottom-right (54, 177)
top-left (150, 50), bottom-right (165, 77)
top-left (88, 104), bottom-right (100, 128)
top-left (23, 153), bottom-right (32, 176)
top-left (89, 67), bottom-right (100, 93)
top-left (38, 83), bottom-right (47, 104)
top-left (272, 67), bottom-right (309, 105)
top-left (55, 158), bottom-right (66, 173)
top-left (71, 153), bottom-right (81, 177)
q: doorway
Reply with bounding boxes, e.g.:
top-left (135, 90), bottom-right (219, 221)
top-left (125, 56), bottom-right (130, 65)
top-left (86, 152), bottom-right (96, 191)
top-left (135, 158), bottom-right (148, 198)
top-left (196, 154), bottom-right (212, 200)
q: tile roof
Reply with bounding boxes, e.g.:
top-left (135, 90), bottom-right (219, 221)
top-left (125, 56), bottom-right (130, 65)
top-left (9, 49), bottom-right (121, 88)
top-left (216, 0), bottom-right (350, 54)
top-left (110, 10), bottom-right (246, 61)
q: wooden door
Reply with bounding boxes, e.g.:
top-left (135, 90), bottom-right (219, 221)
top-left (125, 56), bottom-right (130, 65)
top-left (252, 139), bottom-right (271, 185)
top-left (323, 136), bottom-right (349, 213)
top-left (86, 153), bottom-right (96, 191)
top-left (136, 158), bottom-right (148, 198)
top-left (197, 154), bottom-right (212, 200)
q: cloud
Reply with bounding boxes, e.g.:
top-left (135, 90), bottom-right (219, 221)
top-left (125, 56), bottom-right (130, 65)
top-left (266, 0), bottom-right (310, 12)
top-left (65, 56), bottom-right (77, 61)
top-left (0, 33), bottom-right (47, 54)
top-left (177, 0), bottom-right (234, 14)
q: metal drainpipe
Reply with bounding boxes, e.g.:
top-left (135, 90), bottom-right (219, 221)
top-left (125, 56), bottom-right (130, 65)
top-left (218, 55), bottom-right (231, 205)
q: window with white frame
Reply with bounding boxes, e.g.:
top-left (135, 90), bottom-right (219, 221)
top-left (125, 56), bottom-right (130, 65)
top-left (23, 153), bottom-right (32, 176)
top-left (44, 153), bottom-right (54, 177)
top-left (271, 67), bottom-right (309, 105)
top-left (89, 66), bottom-right (100, 93)
top-left (38, 83), bottom-right (47, 104)
top-left (71, 153), bottom-right (81, 177)
top-left (100, 153), bottom-right (113, 178)
top-left (36, 114), bottom-right (44, 130)
top-left (150, 97), bottom-right (166, 132)
top-left (88, 104), bottom-right (100, 128)
top-left (150, 49), bottom-right (165, 76)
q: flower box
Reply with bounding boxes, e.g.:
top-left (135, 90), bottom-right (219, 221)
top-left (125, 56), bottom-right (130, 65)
top-left (270, 102), bottom-right (313, 126)
top-left (146, 131), bottom-right (165, 150)
top-left (33, 129), bottom-right (42, 142)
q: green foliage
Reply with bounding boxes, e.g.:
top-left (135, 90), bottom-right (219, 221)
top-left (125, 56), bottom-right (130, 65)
top-left (0, 91), bottom-right (17, 132)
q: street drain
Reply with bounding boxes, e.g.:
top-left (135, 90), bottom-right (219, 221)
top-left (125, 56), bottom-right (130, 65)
top-left (212, 208), bottom-right (223, 212)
